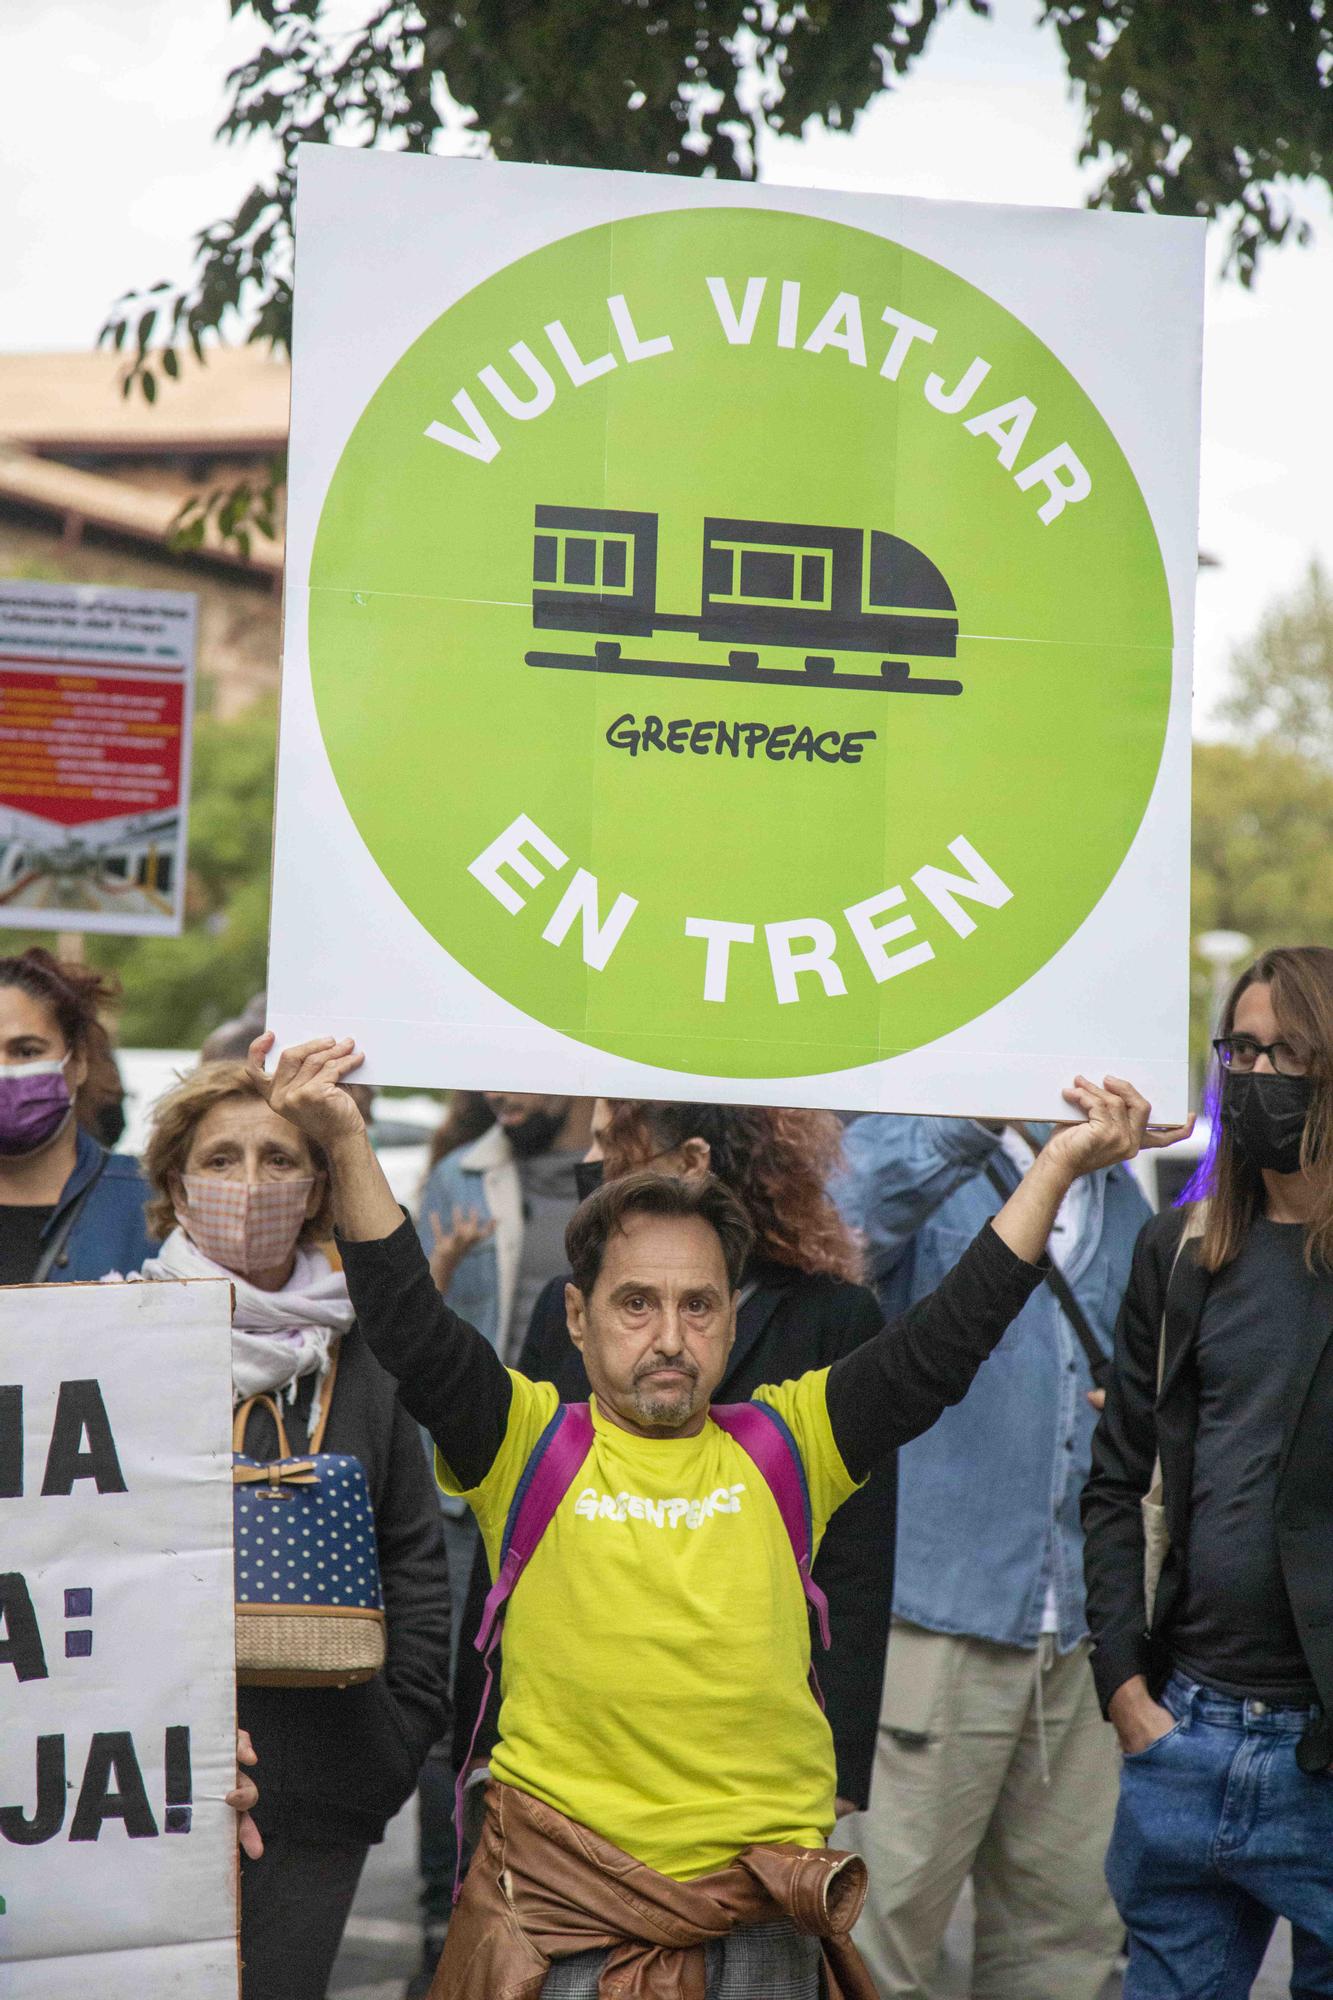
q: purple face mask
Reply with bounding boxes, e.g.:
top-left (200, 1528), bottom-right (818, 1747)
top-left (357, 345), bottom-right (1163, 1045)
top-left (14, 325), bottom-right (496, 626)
top-left (0, 1057), bottom-right (73, 1157)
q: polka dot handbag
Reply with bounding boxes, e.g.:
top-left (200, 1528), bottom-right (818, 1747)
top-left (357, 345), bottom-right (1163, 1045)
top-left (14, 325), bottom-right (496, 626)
top-left (232, 1344), bottom-right (386, 1687)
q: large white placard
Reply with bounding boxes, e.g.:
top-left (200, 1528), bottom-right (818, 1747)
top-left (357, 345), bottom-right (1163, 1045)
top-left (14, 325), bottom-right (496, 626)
top-left (0, 1278), bottom-right (237, 1996)
top-left (268, 146), bottom-right (1203, 1119)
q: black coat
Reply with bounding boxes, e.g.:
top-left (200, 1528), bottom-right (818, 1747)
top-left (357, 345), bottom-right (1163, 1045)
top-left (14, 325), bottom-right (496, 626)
top-left (1082, 1207), bottom-right (1333, 1773)
top-left (451, 1259), bottom-right (897, 1808)
top-left (237, 1323), bottom-right (452, 1846)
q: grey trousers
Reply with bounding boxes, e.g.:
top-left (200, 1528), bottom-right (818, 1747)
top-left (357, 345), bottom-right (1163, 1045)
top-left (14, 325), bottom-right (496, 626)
top-left (539, 1918), bottom-right (822, 1997)
top-left (842, 1619), bottom-right (1122, 2000)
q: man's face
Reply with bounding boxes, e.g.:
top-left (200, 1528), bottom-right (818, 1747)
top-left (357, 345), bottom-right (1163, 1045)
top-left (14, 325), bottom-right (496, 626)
top-left (484, 1092), bottom-right (571, 1157)
top-left (566, 1209), bottom-right (737, 1437)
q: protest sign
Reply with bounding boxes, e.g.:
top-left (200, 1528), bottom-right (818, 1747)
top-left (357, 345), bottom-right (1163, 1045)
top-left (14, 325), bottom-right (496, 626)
top-left (0, 580), bottom-right (195, 936)
top-left (268, 147), bottom-right (1203, 1117)
top-left (0, 1277), bottom-right (237, 1997)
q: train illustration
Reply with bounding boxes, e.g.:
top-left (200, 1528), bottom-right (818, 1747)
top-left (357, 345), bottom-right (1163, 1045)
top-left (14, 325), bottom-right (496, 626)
top-left (526, 504), bottom-right (961, 696)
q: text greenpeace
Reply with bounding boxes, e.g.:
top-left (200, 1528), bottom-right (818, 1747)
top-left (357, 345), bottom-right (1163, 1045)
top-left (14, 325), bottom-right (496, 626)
top-left (573, 1482), bottom-right (748, 1530)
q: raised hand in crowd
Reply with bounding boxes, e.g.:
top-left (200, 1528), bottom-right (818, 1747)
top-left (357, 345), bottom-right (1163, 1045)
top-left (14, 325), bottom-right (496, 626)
top-left (427, 1203), bottom-right (496, 1294)
top-left (989, 1075), bottom-right (1193, 1267)
top-left (246, 1030), bottom-right (367, 1146)
top-left (1046, 1075), bottom-right (1194, 1177)
top-left (246, 1032), bottom-right (402, 1240)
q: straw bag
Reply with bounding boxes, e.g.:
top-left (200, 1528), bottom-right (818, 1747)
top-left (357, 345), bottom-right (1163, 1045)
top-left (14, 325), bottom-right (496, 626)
top-left (1142, 1202), bottom-right (1207, 1625)
top-left (232, 1344), bottom-right (387, 1687)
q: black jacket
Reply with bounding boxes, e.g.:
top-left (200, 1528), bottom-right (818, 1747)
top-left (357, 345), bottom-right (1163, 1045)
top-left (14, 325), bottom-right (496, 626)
top-left (451, 1258), bottom-right (899, 1808)
top-left (1082, 1207), bottom-right (1333, 1773)
top-left (237, 1323), bottom-right (452, 1846)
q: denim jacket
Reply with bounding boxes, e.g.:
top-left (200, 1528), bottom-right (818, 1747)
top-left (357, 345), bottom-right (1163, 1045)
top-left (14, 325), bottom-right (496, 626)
top-left (416, 1126), bottom-right (523, 1360)
top-left (834, 1115), bottom-right (1150, 1652)
top-left (46, 1127), bottom-right (157, 1283)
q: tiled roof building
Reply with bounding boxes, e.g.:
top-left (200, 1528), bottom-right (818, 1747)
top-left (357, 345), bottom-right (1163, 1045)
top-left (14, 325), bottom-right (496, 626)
top-left (0, 348), bottom-right (290, 716)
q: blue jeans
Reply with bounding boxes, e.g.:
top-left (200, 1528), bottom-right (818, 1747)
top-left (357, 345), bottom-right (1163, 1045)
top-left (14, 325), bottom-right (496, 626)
top-left (1107, 1671), bottom-right (1333, 1998)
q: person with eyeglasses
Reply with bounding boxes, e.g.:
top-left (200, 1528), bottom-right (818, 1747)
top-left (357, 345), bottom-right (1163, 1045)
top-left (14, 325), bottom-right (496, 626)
top-left (1084, 943), bottom-right (1333, 1998)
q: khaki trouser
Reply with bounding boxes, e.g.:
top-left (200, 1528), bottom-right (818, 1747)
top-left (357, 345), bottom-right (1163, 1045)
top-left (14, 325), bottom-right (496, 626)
top-left (842, 1620), bottom-right (1121, 2000)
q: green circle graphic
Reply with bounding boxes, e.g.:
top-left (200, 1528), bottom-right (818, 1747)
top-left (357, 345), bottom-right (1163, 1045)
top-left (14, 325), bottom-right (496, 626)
top-left (310, 207), bottom-right (1171, 1079)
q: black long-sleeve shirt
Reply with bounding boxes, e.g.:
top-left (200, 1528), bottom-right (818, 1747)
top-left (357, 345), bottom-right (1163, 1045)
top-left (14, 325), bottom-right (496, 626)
top-left (339, 1212), bottom-right (1043, 1497)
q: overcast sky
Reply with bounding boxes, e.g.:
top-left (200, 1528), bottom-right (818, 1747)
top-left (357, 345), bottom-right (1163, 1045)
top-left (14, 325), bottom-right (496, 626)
top-left (3, 0), bottom-right (1330, 730)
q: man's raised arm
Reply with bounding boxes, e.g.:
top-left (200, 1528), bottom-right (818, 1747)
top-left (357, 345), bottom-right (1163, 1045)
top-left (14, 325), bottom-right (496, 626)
top-left (248, 1034), bottom-right (512, 1489)
top-left (827, 1077), bottom-right (1193, 1482)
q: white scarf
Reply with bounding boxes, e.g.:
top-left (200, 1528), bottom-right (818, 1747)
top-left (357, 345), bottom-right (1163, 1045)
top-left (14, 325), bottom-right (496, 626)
top-left (138, 1227), bottom-right (356, 1432)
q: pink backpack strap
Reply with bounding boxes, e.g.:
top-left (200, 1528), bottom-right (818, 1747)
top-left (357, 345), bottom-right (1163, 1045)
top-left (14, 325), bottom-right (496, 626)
top-left (710, 1400), bottom-right (832, 1653)
top-left (455, 1402), bottom-right (593, 1901)
top-left (475, 1402), bottom-right (594, 1652)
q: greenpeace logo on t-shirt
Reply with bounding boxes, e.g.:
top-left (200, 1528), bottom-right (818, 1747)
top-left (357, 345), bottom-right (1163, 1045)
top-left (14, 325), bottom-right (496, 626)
top-left (572, 1483), bottom-right (747, 1530)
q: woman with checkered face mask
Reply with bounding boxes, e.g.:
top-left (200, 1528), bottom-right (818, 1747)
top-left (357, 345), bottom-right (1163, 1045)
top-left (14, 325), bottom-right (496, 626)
top-left (135, 1058), bottom-right (451, 2000)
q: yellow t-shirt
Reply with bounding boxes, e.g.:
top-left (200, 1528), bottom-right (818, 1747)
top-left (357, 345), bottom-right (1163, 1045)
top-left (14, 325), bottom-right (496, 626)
top-left (439, 1368), bottom-right (860, 1881)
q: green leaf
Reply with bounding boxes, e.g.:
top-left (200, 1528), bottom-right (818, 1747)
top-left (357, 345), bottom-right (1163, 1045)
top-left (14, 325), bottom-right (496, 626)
top-left (97, 0), bottom-right (1333, 593)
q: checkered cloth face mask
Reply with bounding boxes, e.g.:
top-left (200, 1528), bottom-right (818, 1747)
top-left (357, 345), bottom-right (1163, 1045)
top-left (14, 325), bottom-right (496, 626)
top-left (180, 1176), bottom-right (316, 1279)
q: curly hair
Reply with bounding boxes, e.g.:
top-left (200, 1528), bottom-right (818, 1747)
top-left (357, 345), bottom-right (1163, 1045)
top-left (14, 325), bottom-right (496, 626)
top-left (598, 1100), bottom-right (862, 1283)
top-left (141, 1060), bottom-right (334, 1246)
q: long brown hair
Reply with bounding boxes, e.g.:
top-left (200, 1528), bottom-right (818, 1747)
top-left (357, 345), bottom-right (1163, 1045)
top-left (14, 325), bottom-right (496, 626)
top-left (598, 1100), bottom-right (863, 1283)
top-left (1197, 945), bottom-right (1333, 1274)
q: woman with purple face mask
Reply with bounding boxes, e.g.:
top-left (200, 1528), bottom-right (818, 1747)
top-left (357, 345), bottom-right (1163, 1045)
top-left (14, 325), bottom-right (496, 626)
top-left (0, 948), bottom-right (155, 1284)
top-left (135, 1059), bottom-right (451, 2000)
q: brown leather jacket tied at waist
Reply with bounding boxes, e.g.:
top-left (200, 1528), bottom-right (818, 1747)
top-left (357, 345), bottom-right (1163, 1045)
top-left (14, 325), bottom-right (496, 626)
top-left (431, 1780), bottom-right (877, 2000)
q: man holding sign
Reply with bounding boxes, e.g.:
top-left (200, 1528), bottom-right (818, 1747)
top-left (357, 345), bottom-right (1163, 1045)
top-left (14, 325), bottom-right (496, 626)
top-left (249, 1031), bottom-right (1185, 1998)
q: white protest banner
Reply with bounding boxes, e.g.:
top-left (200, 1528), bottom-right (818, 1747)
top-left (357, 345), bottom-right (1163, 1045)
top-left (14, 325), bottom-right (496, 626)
top-left (268, 147), bottom-right (1203, 1119)
top-left (0, 1278), bottom-right (238, 1997)
top-left (0, 579), bottom-right (196, 935)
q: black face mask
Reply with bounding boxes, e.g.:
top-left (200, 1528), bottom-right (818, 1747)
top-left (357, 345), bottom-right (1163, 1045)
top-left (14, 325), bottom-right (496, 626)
top-left (1220, 1070), bottom-right (1314, 1175)
top-left (573, 1158), bottom-right (604, 1203)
